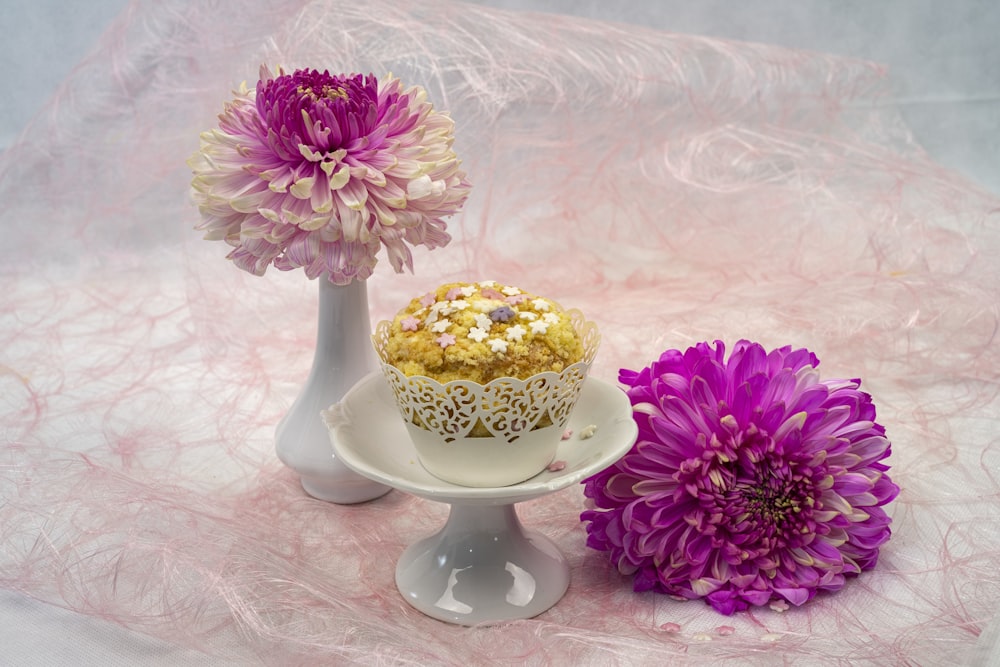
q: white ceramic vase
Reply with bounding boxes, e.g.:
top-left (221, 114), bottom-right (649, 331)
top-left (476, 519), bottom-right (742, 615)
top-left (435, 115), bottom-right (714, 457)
top-left (275, 276), bottom-right (391, 503)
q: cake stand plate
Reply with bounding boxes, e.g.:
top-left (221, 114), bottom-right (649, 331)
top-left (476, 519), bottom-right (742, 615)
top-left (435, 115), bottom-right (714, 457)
top-left (325, 373), bottom-right (638, 626)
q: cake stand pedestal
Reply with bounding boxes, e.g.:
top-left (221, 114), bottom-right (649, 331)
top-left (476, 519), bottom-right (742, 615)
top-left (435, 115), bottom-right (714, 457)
top-left (324, 373), bottom-right (637, 626)
top-left (395, 502), bottom-right (568, 624)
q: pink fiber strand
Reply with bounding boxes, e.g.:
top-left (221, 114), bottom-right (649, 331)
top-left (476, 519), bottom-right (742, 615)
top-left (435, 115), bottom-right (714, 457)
top-left (2, 0), bottom-right (999, 664)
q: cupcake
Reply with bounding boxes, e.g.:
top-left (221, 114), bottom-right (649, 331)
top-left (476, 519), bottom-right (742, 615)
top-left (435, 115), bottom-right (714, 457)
top-left (373, 280), bottom-right (599, 487)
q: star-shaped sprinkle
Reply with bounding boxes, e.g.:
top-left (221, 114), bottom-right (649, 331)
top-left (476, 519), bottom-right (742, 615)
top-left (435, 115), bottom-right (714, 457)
top-left (542, 312), bottom-right (559, 324)
top-left (530, 319), bottom-right (550, 334)
top-left (474, 313), bottom-right (493, 330)
top-left (430, 300), bottom-right (449, 312)
top-left (401, 316), bottom-right (419, 331)
top-left (502, 286), bottom-right (521, 296)
top-left (450, 299), bottom-right (469, 310)
top-left (505, 294), bottom-right (528, 305)
top-left (480, 288), bottom-right (505, 300)
top-left (506, 324), bottom-right (527, 342)
top-left (478, 280), bottom-right (496, 288)
top-left (468, 327), bottom-right (489, 342)
top-left (519, 311), bottom-right (538, 321)
top-left (460, 285), bottom-right (477, 297)
top-left (489, 338), bottom-right (508, 353)
top-left (420, 293), bottom-right (437, 307)
top-left (531, 298), bottom-right (551, 311)
top-left (489, 306), bottom-right (516, 322)
top-left (424, 310), bottom-right (439, 325)
top-left (435, 333), bottom-right (456, 348)
top-left (430, 320), bottom-right (450, 333)
top-left (445, 287), bottom-right (463, 300)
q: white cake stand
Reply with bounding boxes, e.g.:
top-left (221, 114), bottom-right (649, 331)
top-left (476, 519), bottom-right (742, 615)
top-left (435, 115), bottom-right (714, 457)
top-left (324, 373), bottom-right (638, 626)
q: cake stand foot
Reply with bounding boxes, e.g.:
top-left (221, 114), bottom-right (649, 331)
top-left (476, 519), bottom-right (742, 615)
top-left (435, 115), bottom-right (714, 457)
top-left (395, 503), bottom-right (569, 625)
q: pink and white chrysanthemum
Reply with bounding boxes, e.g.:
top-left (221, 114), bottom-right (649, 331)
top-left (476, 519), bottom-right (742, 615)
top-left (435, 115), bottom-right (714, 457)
top-left (582, 340), bottom-right (900, 615)
top-left (189, 66), bottom-right (471, 284)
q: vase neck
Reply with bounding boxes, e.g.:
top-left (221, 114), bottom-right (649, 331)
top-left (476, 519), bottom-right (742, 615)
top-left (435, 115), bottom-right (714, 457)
top-left (314, 277), bottom-right (374, 364)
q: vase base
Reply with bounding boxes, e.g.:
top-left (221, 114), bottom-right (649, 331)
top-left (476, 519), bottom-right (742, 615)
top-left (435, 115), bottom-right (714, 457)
top-left (300, 474), bottom-right (391, 504)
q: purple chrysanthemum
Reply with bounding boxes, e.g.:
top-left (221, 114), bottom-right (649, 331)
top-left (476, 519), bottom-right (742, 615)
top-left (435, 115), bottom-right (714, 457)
top-left (189, 66), bottom-right (471, 284)
top-left (581, 340), bottom-right (899, 615)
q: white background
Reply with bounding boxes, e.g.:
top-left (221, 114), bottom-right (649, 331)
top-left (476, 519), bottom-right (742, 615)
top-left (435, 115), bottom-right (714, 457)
top-left (3, 0), bottom-right (997, 194)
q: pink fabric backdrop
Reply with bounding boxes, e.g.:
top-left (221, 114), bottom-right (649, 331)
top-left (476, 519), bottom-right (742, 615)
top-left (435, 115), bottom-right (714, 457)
top-left (2, 0), bottom-right (998, 663)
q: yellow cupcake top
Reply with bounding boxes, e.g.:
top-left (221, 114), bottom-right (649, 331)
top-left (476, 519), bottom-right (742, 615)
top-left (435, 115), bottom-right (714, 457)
top-left (382, 281), bottom-right (585, 383)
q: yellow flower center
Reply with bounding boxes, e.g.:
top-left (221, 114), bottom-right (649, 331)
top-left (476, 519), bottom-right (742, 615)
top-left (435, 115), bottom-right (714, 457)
top-left (297, 84), bottom-right (349, 101)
